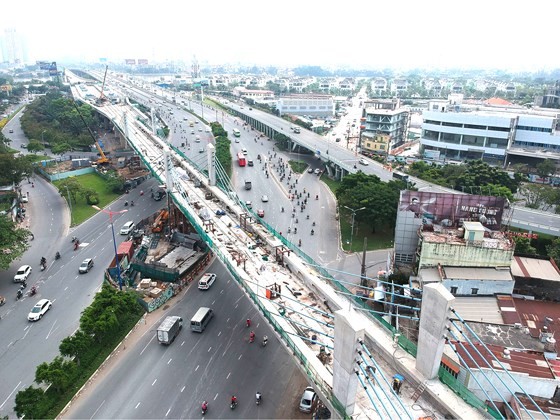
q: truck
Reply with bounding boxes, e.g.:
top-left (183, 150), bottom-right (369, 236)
top-left (157, 315), bottom-right (183, 345)
top-left (392, 172), bottom-right (409, 182)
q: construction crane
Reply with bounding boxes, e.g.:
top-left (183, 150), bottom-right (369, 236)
top-left (96, 65), bottom-right (109, 106)
top-left (71, 100), bottom-right (111, 165)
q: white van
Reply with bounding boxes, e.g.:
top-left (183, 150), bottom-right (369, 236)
top-left (198, 273), bottom-right (216, 290)
top-left (242, 148), bottom-right (248, 155)
top-left (191, 307), bottom-right (214, 332)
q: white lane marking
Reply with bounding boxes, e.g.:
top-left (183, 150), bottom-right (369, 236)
top-left (140, 334), bottom-right (157, 355)
top-left (46, 319), bottom-right (58, 340)
top-left (213, 393), bottom-right (219, 401)
top-left (208, 347), bottom-right (212, 352)
top-left (90, 399), bottom-right (105, 419)
top-left (227, 372), bottom-right (231, 379)
top-left (238, 354), bottom-right (243, 360)
top-left (181, 386), bottom-right (185, 393)
top-left (167, 358), bottom-right (172, 365)
top-left (135, 402), bottom-right (141, 409)
top-left (195, 365), bottom-right (199, 372)
top-left (165, 407), bottom-right (171, 417)
top-left (152, 379), bottom-right (157, 386)
top-left (181, 341), bottom-right (185, 346)
top-left (0, 381), bottom-right (21, 409)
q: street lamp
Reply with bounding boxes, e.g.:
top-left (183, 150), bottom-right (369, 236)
top-left (92, 206), bottom-right (128, 290)
top-left (343, 205), bottom-right (366, 250)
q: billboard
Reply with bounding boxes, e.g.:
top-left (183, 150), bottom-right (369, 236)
top-left (37, 61), bottom-right (51, 70)
top-left (398, 191), bottom-right (505, 230)
top-left (138, 59), bottom-right (148, 65)
top-left (125, 59), bottom-right (136, 65)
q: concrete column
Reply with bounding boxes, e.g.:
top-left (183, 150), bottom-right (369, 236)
top-left (334, 309), bottom-right (364, 416)
top-left (207, 144), bottom-right (216, 186)
top-left (416, 283), bottom-right (454, 379)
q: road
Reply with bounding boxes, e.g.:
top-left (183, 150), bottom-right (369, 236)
top-left (0, 167), bottom-right (164, 418)
top-left (62, 258), bottom-right (310, 420)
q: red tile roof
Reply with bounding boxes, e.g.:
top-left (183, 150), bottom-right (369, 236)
top-left (453, 341), bottom-right (555, 379)
top-left (485, 97), bottom-right (513, 106)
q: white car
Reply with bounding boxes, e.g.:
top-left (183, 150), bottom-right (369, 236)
top-left (198, 273), bottom-right (217, 290)
top-left (21, 195), bottom-right (29, 203)
top-left (79, 258), bottom-right (94, 274)
top-left (14, 265), bottom-right (32, 283)
top-left (28, 299), bottom-right (52, 321)
top-left (120, 221), bottom-right (135, 235)
top-left (261, 195), bottom-right (269, 202)
top-left (359, 158), bottom-right (369, 166)
top-left (299, 387), bottom-right (318, 413)
top-left (245, 200), bottom-right (252, 209)
top-left (314, 168), bottom-right (321, 175)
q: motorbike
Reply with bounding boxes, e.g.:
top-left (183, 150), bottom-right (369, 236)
top-left (71, 236), bottom-right (78, 243)
top-left (29, 286), bottom-right (37, 297)
top-left (230, 400), bottom-right (238, 410)
top-left (311, 229), bottom-right (315, 236)
top-left (55, 252), bottom-right (61, 260)
top-left (16, 289), bottom-right (23, 300)
top-left (201, 402), bottom-right (208, 415)
top-left (249, 332), bottom-right (255, 343)
top-left (74, 240), bottom-right (80, 251)
top-left (40, 263), bottom-right (46, 271)
top-left (256, 393), bottom-right (262, 405)
top-left (124, 201), bottom-right (129, 207)
top-left (262, 336), bottom-right (268, 347)
top-left (130, 201), bottom-right (134, 207)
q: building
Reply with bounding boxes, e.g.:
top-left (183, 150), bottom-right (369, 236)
top-left (361, 99), bottom-right (409, 152)
top-left (451, 342), bottom-right (560, 402)
top-left (535, 81), bottom-right (560, 108)
top-left (394, 191), bottom-right (508, 266)
top-left (418, 265), bottom-right (514, 296)
top-left (511, 255), bottom-right (560, 301)
top-left (420, 96), bottom-right (560, 166)
top-left (276, 94), bottom-right (334, 118)
top-left (371, 77), bottom-right (387, 94)
top-left (232, 87), bottom-right (274, 101)
top-left (361, 132), bottom-right (390, 156)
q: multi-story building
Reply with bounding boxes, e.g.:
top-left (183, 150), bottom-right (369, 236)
top-left (361, 99), bottom-right (409, 152)
top-left (420, 96), bottom-right (560, 166)
top-left (232, 87), bottom-right (274, 101)
top-left (535, 81), bottom-right (560, 108)
top-left (361, 132), bottom-right (390, 156)
top-left (371, 77), bottom-right (387, 94)
top-left (276, 94), bottom-right (334, 117)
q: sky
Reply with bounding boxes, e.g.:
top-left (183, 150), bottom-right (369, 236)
top-left (2, 0), bottom-right (559, 72)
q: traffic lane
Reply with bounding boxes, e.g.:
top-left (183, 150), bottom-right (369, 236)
top-left (65, 259), bottom-right (309, 419)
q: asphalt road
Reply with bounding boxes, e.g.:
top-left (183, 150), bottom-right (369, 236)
top-left (62, 258), bottom-right (310, 420)
top-left (0, 170), bottom-right (164, 417)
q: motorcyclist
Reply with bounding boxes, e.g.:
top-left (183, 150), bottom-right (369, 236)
top-left (246, 319), bottom-right (251, 328)
top-left (262, 336), bottom-right (268, 346)
top-left (231, 395), bottom-right (237, 406)
top-left (311, 229), bottom-right (315, 235)
top-left (298, 239), bottom-right (302, 247)
top-left (55, 251), bottom-right (61, 260)
top-left (249, 331), bottom-right (255, 342)
top-left (131, 200), bottom-right (134, 206)
top-left (201, 401), bottom-right (208, 412)
top-left (256, 391), bottom-right (262, 403)
top-left (124, 200), bottom-right (129, 207)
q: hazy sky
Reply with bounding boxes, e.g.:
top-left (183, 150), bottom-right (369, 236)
top-left (3, 0), bottom-right (559, 71)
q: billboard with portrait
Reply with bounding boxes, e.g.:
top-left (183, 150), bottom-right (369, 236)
top-left (398, 191), bottom-right (505, 230)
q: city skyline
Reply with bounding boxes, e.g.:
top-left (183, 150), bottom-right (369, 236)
top-left (1, 0), bottom-right (559, 72)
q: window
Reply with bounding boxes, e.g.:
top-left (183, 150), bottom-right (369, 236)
top-left (450, 287), bottom-right (458, 295)
top-left (471, 288), bottom-right (479, 295)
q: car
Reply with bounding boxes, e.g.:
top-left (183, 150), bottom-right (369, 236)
top-left (198, 272), bottom-right (217, 290)
top-left (299, 387), bottom-right (318, 413)
top-left (191, 130), bottom-right (195, 134)
top-left (120, 221), bottom-right (135, 235)
top-left (245, 200), bottom-right (252, 209)
top-left (199, 147), bottom-right (204, 153)
top-left (336, 138), bottom-right (341, 142)
top-left (205, 126), bottom-right (211, 132)
top-left (14, 265), bottom-right (32, 283)
top-left (359, 158), bottom-right (369, 166)
top-left (308, 168), bottom-right (314, 173)
top-left (195, 120), bottom-right (199, 124)
top-left (249, 107), bottom-right (253, 110)
top-left (28, 299), bottom-right (52, 321)
top-left (257, 209), bottom-right (265, 217)
top-left (21, 195), bottom-right (29, 203)
top-left (314, 168), bottom-right (321, 175)
top-left (215, 209), bottom-right (226, 216)
top-left (9, 129), bottom-right (13, 133)
top-left (242, 148), bottom-right (248, 155)
top-left (79, 258), bottom-right (94, 274)
top-left (195, 136), bottom-right (201, 142)
top-left (198, 127), bottom-right (203, 132)
top-left (261, 195), bottom-right (269, 202)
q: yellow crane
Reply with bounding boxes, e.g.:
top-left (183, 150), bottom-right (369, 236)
top-left (96, 65), bottom-right (109, 106)
top-left (72, 100), bottom-right (110, 165)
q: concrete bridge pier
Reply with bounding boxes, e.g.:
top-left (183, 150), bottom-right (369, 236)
top-left (333, 308), bottom-right (365, 416)
top-left (416, 283), bottom-right (455, 379)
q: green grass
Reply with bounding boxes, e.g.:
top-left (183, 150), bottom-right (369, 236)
top-left (53, 173), bottom-right (120, 226)
top-left (320, 176), bottom-right (394, 251)
top-left (288, 160), bottom-right (308, 174)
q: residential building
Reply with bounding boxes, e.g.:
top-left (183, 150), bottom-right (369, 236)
top-left (276, 94), bottom-right (334, 117)
top-left (390, 77), bottom-right (408, 94)
top-left (511, 255), bottom-right (560, 301)
top-left (371, 77), bottom-right (387, 94)
top-left (361, 132), bottom-right (390, 156)
top-left (418, 265), bottom-right (514, 296)
top-left (362, 99), bottom-right (409, 151)
top-left (534, 81), bottom-right (560, 108)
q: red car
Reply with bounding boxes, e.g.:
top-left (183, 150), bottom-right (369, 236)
top-left (257, 209), bottom-right (265, 217)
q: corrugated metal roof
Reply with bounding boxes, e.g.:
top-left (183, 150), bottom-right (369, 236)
top-left (511, 256), bottom-right (560, 282)
top-left (453, 341), bottom-right (556, 379)
top-left (452, 297), bottom-right (504, 324)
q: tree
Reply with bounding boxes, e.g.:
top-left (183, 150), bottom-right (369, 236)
top-left (513, 236), bottom-right (537, 255)
top-left (14, 386), bottom-right (48, 419)
top-left (26, 141), bottom-right (45, 153)
top-left (547, 238), bottom-right (560, 266)
top-left (536, 159), bottom-right (556, 182)
top-left (0, 217), bottom-right (31, 270)
top-left (59, 330), bottom-right (94, 366)
top-left (35, 356), bottom-right (76, 394)
top-left (57, 177), bottom-right (83, 204)
top-left (519, 183), bottom-right (557, 210)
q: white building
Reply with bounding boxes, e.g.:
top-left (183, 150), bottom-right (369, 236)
top-left (420, 97), bottom-right (560, 166)
top-left (232, 87), bottom-right (274, 101)
top-left (276, 94), bottom-right (334, 117)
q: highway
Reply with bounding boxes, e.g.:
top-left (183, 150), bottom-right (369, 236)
top-left (0, 169), bottom-right (164, 417)
top-left (62, 258), bottom-right (310, 419)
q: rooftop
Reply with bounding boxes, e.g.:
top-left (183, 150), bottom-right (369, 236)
top-left (420, 226), bottom-right (514, 251)
top-left (511, 256), bottom-right (560, 281)
top-left (444, 266), bottom-right (513, 281)
top-left (453, 342), bottom-right (556, 379)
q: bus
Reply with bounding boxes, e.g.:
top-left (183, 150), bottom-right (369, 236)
top-left (237, 152), bottom-right (246, 167)
top-left (232, 128), bottom-right (241, 137)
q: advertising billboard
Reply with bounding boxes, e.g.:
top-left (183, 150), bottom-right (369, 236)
top-left (398, 191), bottom-right (505, 230)
top-left (138, 59), bottom-right (148, 65)
top-left (125, 59), bottom-right (136, 65)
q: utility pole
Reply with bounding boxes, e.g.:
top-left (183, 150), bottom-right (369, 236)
top-left (360, 237), bottom-right (368, 287)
